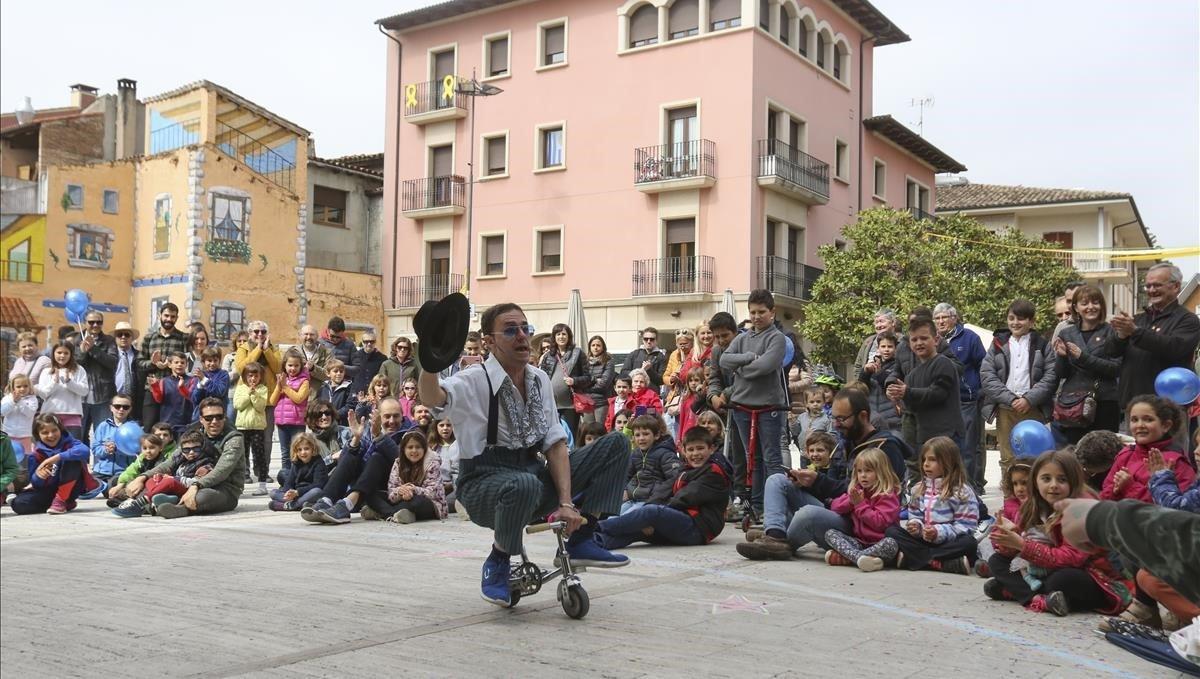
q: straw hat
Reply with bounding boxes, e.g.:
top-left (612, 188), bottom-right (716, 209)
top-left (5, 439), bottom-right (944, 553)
top-left (111, 321), bottom-right (140, 340)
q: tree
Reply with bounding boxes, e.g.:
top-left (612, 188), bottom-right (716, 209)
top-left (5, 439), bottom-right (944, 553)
top-left (801, 208), bottom-right (1076, 363)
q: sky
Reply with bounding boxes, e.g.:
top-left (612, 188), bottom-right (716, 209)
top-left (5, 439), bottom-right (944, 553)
top-left (2, 0), bottom-right (1196, 279)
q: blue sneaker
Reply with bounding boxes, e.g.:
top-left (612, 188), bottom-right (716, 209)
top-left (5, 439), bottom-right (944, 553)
top-left (111, 496), bottom-right (149, 518)
top-left (565, 535), bottom-right (630, 568)
top-left (151, 494), bottom-right (179, 508)
top-left (480, 555), bottom-right (511, 607)
top-left (300, 496), bottom-right (333, 523)
top-left (316, 501), bottom-right (352, 525)
top-left (80, 480), bottom-right (107, 500)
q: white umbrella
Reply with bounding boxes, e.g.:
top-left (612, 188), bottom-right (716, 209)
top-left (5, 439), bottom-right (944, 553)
top-left (566, 288), bottom-right (588, 345)
top-left (721, 288), bottom-right (736, 317)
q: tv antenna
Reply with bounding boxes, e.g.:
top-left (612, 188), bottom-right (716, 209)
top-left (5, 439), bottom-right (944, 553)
top-left (910, 96), bottom-right (934, 136)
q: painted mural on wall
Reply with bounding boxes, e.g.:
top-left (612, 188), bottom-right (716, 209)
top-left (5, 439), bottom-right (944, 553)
top-left (66, 224), bottom-right (113, 269)
top-left (0, 214), bottom-right (46, 283)
top-left (205, 186), bottom-right (252, 264)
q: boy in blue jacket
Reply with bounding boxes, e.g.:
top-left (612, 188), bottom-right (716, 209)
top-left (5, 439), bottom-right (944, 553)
top-left (11, 414), bottom-right (95, 514)
top-left (190, 347), bottom-right (230, 412)
top-left (90, 392), bottom-right (139, 488)
top-left (622, 415), bottom-right (681, 514)
top-left (151, 352), bottom-right (198, 437)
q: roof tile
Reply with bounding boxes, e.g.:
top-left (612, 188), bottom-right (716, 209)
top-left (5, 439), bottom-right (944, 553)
top-left (936, 183), bottom-right (1132, 211)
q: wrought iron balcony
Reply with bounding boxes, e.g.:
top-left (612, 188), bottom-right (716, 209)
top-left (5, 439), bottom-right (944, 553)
top-left (395, 273), bottom-right (465, 308)
top-left (756, 139), bottom-right (829, 205)
top-left (632, 255), bottom-right (715, 296)
top-left (908, 206), bottom-right (934, 221)
top-left (756, 256), bottom-right (822, 301)
top-left (215, 122), bottom-right (297, 192)
top-left (149, 120), bottom-right (200, 155)
top-left (402, 77), bottom-right (468, 124)
top-left (633, 140), bottom-right (716, 193)
top-left (401, 175), bottom-right (466, 217)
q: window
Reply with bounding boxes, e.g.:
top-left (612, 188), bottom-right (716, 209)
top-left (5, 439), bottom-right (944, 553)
top-left (906, 179), bottom-right (931, 216)
top-left (536, 123), bottom-right (565, 171)
top-left (669, 0), bottom-right (699, 39)
top-left (629, 4), bottom-right (659, 48)
top-left (66, 223), bottom-right (113, 269)
top-left (211, 193), bottom-right (249, 242)
top-left (780, 6), bottom-right (792, 45)
top-left (873, 159), bottom-right (886, 199)
top-left (484, 33), bottom-right (510, 78)
top-left (102, 189), bottom-right (119, 214)
top-left (313, 185), bottom-right (348, 226)
top-left (483, 133), bottom-right (508, 177)
top-left (536, 228), bottom-right (562, 273)
top-left (833, 42), bottom-right (845, 80)
top-left (834, 139), bottom-right (849, 181)
top-left (710, 0), bottom-right (741, 30)
top-left (759, 0), bottom-right (770, 30)
top-left (65, 184), bottom-right (83, 209)
top-left (212, 302), bottom-right (247, 342)
top-left (150, 297), bottom-right (169, 330)
top-left (5, 239), bottom-right (32, 282)
top-left (539, 20), bottom-right (567, 67)
top-left (665, 218), bottom-right (697, 293)
top-left (482, 233), bottom-right (506, 277)
top-left (428, 240), bottom-right (451, 281)
top-left (798, 17), bottom-right (811, 56)
top-left (816, 32), bottom-right (826, 68)
top-left (154, 194), bottom-right (172, 255)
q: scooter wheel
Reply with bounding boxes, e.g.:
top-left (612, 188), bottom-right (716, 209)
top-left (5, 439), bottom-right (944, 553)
top-left (507, 589), bottom-right (522, 608)
top-left (561, 584), bottom-right (589, 619)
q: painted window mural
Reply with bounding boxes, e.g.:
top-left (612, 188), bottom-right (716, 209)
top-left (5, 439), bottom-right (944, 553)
top-left (0, 214), bottom-right (45, 283)
top-left (154, 193), bottom-right (173, 255)
top-left (66, 223), bottom-right (113, 269)
top-left (64, 184), bottom-right (83, 210)
top-left (102, 189), bottom-right (119, 214)
top-left (212, 301), bottom-right (247, 341)
top-left (206, 188), bottom-right (252, 263)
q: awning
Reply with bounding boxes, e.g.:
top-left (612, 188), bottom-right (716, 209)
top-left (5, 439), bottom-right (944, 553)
top-left (1, 297), bottom-right (40, 330)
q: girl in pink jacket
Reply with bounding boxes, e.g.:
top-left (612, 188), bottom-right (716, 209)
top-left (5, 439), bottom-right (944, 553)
top-left (1101, 395), bottom-right (1194, 503)
top-left (271, 349), bottom-right (311, 479)
top-left (823, 448), bottom-right (902, 572)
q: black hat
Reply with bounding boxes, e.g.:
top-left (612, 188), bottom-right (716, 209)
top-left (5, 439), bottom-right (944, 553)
top-left (413, 293), bottom-right (470, 373)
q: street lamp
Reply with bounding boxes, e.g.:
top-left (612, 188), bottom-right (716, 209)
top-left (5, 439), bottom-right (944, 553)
top-left (456, 73), bottom-right (503, 300)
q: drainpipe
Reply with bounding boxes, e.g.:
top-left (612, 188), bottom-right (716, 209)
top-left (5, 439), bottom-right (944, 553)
top-left (856, 35), bottom-right (877, 215)
top-left (379, 24), bottom-right (403, 309)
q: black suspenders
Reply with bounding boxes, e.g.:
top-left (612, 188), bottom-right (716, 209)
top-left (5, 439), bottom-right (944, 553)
top-left (483, 368), bottom-right (499, 447)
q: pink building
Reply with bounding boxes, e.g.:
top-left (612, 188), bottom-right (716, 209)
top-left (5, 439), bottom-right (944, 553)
top-left (377, 0), bottom-right (965, 351)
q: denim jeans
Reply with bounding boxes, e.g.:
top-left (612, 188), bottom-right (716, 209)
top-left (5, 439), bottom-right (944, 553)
top-left (620, 500), bottom-right (646, 515)
top-left (597, 504), bottom-right (704, 549)
top-left (731, 409), bottom-right (786, 511)
top-left (269, 486), bottom-right (325, 508)
top-left (761, 473), bottom-right (850, 549)
top-left (959, 399), bottom-right (983, 492)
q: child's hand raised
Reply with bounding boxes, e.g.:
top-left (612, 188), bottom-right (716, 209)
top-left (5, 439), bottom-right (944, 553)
top-left (848, 484), bottom-right (864, 505)
top-left (1146, 448), bottom-right (1168, 474)
top-left (1111, 468), bottom-right (1132, 492)
top-left (991, 525), bottom-right (1024, 552)
top-left (921, 525), bottom-right (938, 542)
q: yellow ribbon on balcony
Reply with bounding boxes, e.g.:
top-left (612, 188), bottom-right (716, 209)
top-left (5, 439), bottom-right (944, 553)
top-left (405, 84), bottom-right (417, 110)
top-left (441, 75), bottom-right (456, 102)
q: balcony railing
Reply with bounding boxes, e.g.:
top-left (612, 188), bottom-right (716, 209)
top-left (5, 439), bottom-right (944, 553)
top-left (216, 122), bottom-right (296, 192)
top-left (395, 273), bottom-right (464, 308)
top-left (402, 77), bottom-right (468, 118)
top-left (633, 139), bottom-right (716, 186)
top-left (908, 206), bottom-right (934, 221)
top-left (756, 257), bottom-right (822, 301)
top-left (401, 175), bottom-right (465, 213)
top-left (149, 120), bottom-right (200, 155)
top-left (1, 259), bottom-right (44, 283)
top-left (757, 139), bottom-right (829, 201)
top-left (632, 256), bottom-right (715, 296)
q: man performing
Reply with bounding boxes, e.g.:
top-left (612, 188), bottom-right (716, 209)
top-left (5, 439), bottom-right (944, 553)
top-left (416, 297), bottom-right (629, 608)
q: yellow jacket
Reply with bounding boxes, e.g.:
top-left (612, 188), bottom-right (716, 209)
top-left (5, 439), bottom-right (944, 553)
top-left (234, 344), bottom-right (283, 392)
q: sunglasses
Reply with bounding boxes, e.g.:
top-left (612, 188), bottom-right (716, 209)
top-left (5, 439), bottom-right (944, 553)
top-left (201, 413), bottom-right (225, 422)
top-left (180, 446), bottom-right (202, 454)
top-left (251, 329), bottom-right (267, 335)
top-left (86, 320), bottom-right (103, 326)
top-left (111, 403), bottom-right (132, 411)
top-left (494, 323), bottom-right (535, 339)
top-left (116, 333), bottom-right (132, 339)
top-left (363, 340), bottom-right (376, 344)
top-left (317, 411), bottom-right (335, 418)
top-left (642, 336), bottom-right (656, 342)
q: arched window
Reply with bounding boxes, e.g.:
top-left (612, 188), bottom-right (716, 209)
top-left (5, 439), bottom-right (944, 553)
top-left (816, 31), bottom-right (826, 68)
top-left (833, 41), bottom-right (846, 80)
top-left (629, 4), bottom-right (659, 47)
top-left (759, 0), bottom-right (771, 30)
top-left (798, 16), bottom-right (812, 56)
top-left (710, 0), bottom-right (741, 31)
top-left (669, 0), bottom-right (699, 40)
top-left (780, 5), bottom-right (793, 45)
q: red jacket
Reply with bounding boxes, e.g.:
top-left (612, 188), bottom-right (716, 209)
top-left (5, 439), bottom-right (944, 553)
top-left (830, 487), bottom-right (900, 545)
top-left (1101, 439), bottom-right (1195, 503)
top-left (1016, 522), bottom-right (1132, 615)
top-left (627, 387), bottom-right (663, 416)
top-left (1001, 496), bottom-right (1023, 523)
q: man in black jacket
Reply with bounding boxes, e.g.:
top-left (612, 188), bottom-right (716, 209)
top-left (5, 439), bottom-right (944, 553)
top-left (349, 331), bottom-right (387, 395)
top-left (76, 310), bottom-right (118, 444)
top-left (622, 327), bottom-right (667, 389)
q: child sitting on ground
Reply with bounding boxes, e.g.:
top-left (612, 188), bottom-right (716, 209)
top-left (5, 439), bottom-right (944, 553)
top-left (985, 449), bottom-right (1132, 617)
top-left (578, 422), bottom-right (606, 448)
top-left (884, 436), bottom-right (979, 574)
top-left (801, 432), bottom-right (837, 473)
top-left (605, 377), bottom-right (633, 431)
top-left (189, 347), bottom-right (230, 410)
top-left (1073, 430), bottom-right (1124, 491)
top-left (1, 374), bottom-right (38, 454)
top-left (429, 418), bottom-right (460, 514)
top-left (111, 431), bottom-right (215, 518)
top-left (1146, 428), bottom-right (1199, 513)
top-left (595, 426), bottom-right (731, 549)
top-left (976, 457), bottom-right (1035, 577)
top-left (150, 352), bottom-right (198, 437)
top-left (10, 414), bottom-right (95, 515)
top-left (150, 422), bottom-right (176, 458)
top-left (696, 410), bottom-right (725, 452)
top-left (90, 392), bottom-right (139, 489)
top-left (622, 415), bottom-right (681, 514)
top-left (792, 386), bottom-right (834, 451)
top-left (269, 433), bottom-right (329, 511)
top-left (823, 448), bottom-right (903, 572)
top-left (106, 433), bottom-right (169, 506)
top-left (1102, 395), bottom-right (1195, 503)
top-left (369, 430), bottom-right (445, 524)
top-left (397, 378), bottom-right (418, 419)
top-left (356, 375), bottom-right (392, 421)
top-left (317, 359), bottom-right (356, 426)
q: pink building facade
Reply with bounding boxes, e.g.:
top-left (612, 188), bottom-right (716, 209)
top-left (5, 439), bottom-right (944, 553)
top-left (377, 0), bottom-right (965, 351)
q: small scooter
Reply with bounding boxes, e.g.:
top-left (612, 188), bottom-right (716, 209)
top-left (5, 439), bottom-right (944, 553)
top-left (507, 520), bottom-right (590, 619)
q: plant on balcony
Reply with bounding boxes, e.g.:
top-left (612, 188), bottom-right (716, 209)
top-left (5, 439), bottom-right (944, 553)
top-left (205, 238), bottom-right (252, 263)
top-left (802, 208), bottom-right (1077, 363)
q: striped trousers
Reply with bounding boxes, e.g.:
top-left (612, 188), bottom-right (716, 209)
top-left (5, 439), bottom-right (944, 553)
top-left (457, 432), bottom-right (629, 554)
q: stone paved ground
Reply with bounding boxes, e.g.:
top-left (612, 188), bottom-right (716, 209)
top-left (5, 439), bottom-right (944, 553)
top-left (0, 450), bottom-right (1181, 679)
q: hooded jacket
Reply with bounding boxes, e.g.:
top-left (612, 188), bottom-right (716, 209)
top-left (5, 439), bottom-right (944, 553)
top-left (90, 418), bottom-right (139, 478)
top-left (830, 486), bottom-right (901, 545)
top-left (904, 476), bottom-right (980, 543)
top-left (147, 424), bottom-right (245, 503)
top-left (979, 329), bottom-right (1057, 421)
top-left (663, 456), bottom-right (730, 542)
top-left (283, 456), bottom-right (330, 496)
top-left (1100, 439), bottom-right (1195, 503)
top-left (625, 434), bottom-right (681, 503)
top-left (27, 433), bottom-right (90, 489)
top-left (808, 429), bottom-right (912, 501)
top-left (387, 446), bottom-right (447, 518)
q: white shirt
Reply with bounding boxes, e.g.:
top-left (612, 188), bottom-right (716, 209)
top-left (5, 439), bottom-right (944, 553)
top-left (1005, 333), bottom-right (1032, 397)
top-left (434, 354), bottom-right (565, 461)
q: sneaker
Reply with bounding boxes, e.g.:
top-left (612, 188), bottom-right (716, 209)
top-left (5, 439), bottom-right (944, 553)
top-left (301, 497), bottom-right (333, 523)
top-left (389, 508), bottom-right (417, 524)
top-left (735, 535), bottom-right (793, 561)
top-left (1043, 591), bottom-right (1070, 617)
top-left (936, 556), bottom-right (971, 575)
top-left (112, 496), bottom-right (150, 518)
top-left (1116, 600), bottom-right (1161, 628)
top-left (268, 500), bottom-right (288, 511)
top-left (252, 485), bottom-right (269, 497)
top-left (47, 498), bottom-right (70, 514)
top-left (857, 556), bottom-right (885, 572)
top-left (106, 497), bottom-right (123, 508)
top-left (983, 578), bottom-right (1012, 601)
top-left (151, 494), bottom-right (179, 508)
top-left (480, 555), bottom-right (511, 607)
top-left (973, 517), bottom-right (996, 542)
top-left (359, 506), bottom-right (383, 521)
top-left (79, 480), bottom-right (107, 500)
top-left (824, 550), bottom-right (853, 567)
top-left (744, 528), bottom-right (764, 542)
top-left (157, 502), bottom-right (191, 519)
top-left (316, 501), bottom-right (352, 525)
top-left (974, 559), bottom-right (992, 578)
top-left (565, 536), bottom-right (630, 568)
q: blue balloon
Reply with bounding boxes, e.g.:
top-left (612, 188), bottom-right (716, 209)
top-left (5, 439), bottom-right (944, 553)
top-left (1155, 367), bottom-right (1200, 406)
top-left (781, 337), bottom-right (795, 368)
top-left (64, 307), bottom-right (83, 324)
top-left (1010, 420), bottom-right (1056, 457)
top-left (114, 421), bottom-right (144, 456)
top-left (64, 288), bottom-right (90, 315)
